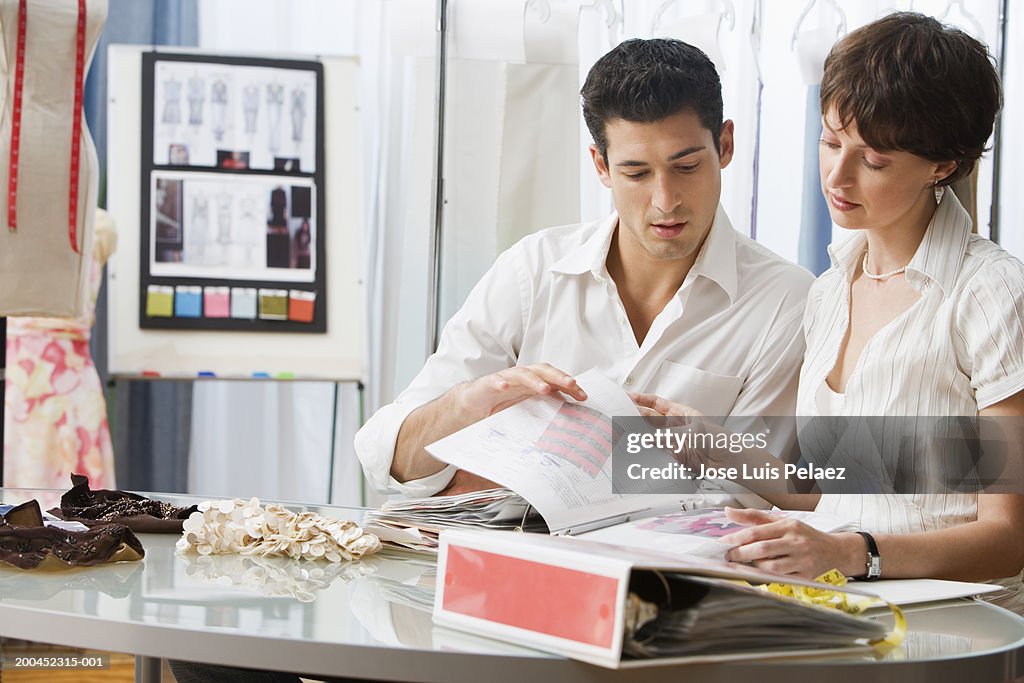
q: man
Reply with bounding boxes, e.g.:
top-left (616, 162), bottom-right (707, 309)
top-left (356, 38), bottom-right (813, 499)
top-left (168, 38), bottom-right (813, 683)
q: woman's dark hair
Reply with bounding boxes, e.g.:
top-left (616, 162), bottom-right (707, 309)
top-left (581, 38), bottom-right (723, 161)
top-left (820, 11), bottom-right (1001, 186)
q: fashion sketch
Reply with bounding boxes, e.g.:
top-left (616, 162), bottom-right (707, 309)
top-left (211, 78), bottom-right (229, 142)
top-left (162, 77), bottom-right (182, 126)
top-left (187, 74), bottom-right (205, 126)
top-left (243, 83), bottom-right (260, 136)
top-left (290, 87), bottom-right (307, 144)
top-left (266, 82), bottom-right (284, 155)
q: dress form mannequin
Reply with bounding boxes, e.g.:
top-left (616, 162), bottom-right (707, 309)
top-left (0, 0), bottom-right (108, 317)
top-left (4, 209), bottom-right (118, 488)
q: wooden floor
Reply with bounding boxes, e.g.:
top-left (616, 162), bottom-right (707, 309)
top-left (0, 639), bottom-right (171, 683)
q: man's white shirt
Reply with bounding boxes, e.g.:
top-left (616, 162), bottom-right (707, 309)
top-left (356, 207), bottom-right (813, 497)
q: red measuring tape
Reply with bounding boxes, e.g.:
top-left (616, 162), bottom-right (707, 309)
top-left (8, 0), bottom-right (88, 254)
top-left (68, 0), bottom-right (87, 253)
top-left (7, 0), bottom-right (27, 232)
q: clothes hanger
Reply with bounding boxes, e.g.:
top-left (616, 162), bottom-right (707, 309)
top-left (579, 0), bottom-right (620, 45)
top-left (650, 0), bottom-right (736, 37)
top-left (790, 0), bottom-right (846, 51)
top-left (749, 0), bottom-right (765, 240)
top-left (526, 0), bottom-right (551, 24)
top-left (750, 0), bottom-right (763, 76)
top-left (939, 0), bottom-right (985, 40)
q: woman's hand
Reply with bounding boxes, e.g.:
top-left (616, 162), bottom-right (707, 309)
top-left (629, 392), bottom-right (704, 418)
top-left (719, 507), bottom-right (866, 579)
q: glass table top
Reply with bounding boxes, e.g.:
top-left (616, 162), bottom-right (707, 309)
top-left (2, 487), bottom-right (1024, 681)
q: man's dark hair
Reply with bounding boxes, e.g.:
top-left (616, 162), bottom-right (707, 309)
top-left (821, 12), bottom-right (1001, 186)
top-left (580, 38), bottom-right (724, 161)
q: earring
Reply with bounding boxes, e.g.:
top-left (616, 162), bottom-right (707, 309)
top-left (934, 183), bottom-right (945, 205)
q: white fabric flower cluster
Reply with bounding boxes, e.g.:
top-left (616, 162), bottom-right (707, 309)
top-left (179, 552), bottom-right (376, 602)
top-left (176, 497), bottom-right (381, 562)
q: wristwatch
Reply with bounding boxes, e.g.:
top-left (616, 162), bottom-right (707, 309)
top-left (856, 531), bottom-right (881, 580)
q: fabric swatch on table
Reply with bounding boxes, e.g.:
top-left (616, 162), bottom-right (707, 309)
top-left (49, 473), bottom-right (197, 533)
top-left (0, 499), bottom-right (144, 569)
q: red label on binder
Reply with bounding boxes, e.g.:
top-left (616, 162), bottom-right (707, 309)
top-left (442, 545), bottom-right (619, 649)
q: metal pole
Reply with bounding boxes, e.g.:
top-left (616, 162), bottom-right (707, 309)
top-left (426, 0), bottom-right (449, 355)
top-left (1, 317), bottom-right (5, 487)
top-left (357, 380), bottom-right (367, 508)
top-left (989, 0), bottom-right (1009, 243)
top-left (326, 381), bottom-right (339, 504)
top-left (134, 655), bottom-right (162, 683)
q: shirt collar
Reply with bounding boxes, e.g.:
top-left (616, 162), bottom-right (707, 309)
top-left (905, 190), bottom-right (971, 295)
top-left (826, 190), bottom-right (971, 295)
top-left (549, 212), bottom-right (618, 276)
top-left (689, 205), bottom-right (739, 304)
top-left (550, 206), bottom-right (739, 303)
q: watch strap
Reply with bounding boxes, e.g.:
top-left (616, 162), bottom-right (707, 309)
top-left (856, 530), bottom-right (881, 580)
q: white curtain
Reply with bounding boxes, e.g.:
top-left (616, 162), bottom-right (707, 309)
top-left (439, 0), bottom-right (582, 323)
top-left (756, 0), bottom-right (1003, 257)
top-left (191, 0), bottom-right (379, 506)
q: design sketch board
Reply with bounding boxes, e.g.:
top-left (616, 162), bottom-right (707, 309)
top-left (141, 53), bottom-right (326, 333)
top-left (106, 46), bottom-right (363, 380)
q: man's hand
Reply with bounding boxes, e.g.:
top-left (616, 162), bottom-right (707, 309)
top-left (628, 392), bottom-right (738, 470)
top-left (456, 363), bottom-right (588, 423)
top-left (437, 469), bottom-right (502, 497)
top-left (392, 363), bottom-right (586, 484)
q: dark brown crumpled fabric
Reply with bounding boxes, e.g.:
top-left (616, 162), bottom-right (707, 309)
top-left (48, 473), bottom-right (198, 533)
top-left (0, 499), bottom-right (145, 570)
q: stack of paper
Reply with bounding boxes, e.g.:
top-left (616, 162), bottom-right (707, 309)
top-left (580, 507), bottom-right (857, 560)
top-left (363, 488), bottom-right (546, 552)
top-left (622, 577), bottom-right (885, 658)
top-left (367, 370), bottom-right (680, 553)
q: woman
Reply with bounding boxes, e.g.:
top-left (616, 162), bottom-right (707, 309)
top-left (639, 12), bottom-right (1024, 611)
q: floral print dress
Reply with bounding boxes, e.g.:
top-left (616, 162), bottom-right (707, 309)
top-left (4, 216), bottom-right (116, 488)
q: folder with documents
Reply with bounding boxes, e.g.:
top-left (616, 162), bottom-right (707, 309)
top-left (434, 529), bottom-right (898, 668)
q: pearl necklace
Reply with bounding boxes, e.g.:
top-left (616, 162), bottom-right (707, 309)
top-left (861, 250), bottom-right (907, 280)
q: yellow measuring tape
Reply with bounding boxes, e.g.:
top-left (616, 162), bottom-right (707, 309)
top-left (760, 569), bottom-right (906, 651)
